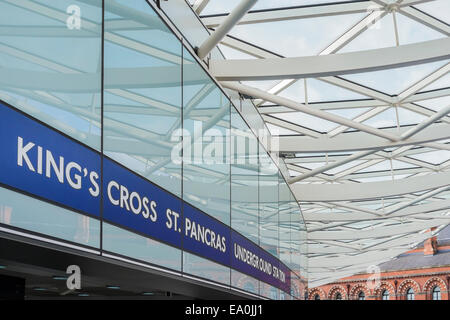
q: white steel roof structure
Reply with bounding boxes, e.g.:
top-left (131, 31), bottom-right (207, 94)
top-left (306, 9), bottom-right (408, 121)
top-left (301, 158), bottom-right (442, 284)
top-left (1, 0), bottom-right (448, 290)
top-left (190, 0), bottom-right (450, 287)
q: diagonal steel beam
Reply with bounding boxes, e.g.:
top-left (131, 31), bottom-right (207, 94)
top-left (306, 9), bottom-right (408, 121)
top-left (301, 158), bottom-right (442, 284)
top-left (401, 104), bottom-right (450, 140)
top-left (398, 62), bottom-right (450, 102)
top-left (288, 150), bottom-right (378, 183)
top-left (192, 0), bottom-right (210, 15)
top-left (222, 81), bottom-right (401, 141)
top-left (399, 5), bottom-right (450, 36)
top-left (197, 0), bottom-right (258, 59)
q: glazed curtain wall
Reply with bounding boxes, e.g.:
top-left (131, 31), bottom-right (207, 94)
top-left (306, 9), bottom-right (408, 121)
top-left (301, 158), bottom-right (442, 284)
top-left (0, 0), bottom-right (306, 299)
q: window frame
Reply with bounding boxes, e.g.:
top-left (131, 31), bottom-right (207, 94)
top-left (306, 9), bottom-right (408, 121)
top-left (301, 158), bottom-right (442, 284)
top-left (406, 288), bottom-right (415, 300)
top-left (432, 286), bottom-right (441, 300)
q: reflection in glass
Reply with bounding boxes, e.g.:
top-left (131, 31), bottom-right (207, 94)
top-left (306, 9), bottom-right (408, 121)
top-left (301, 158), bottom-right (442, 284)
top-left (231, 269), bottom-right (258, 295)
top-left (290, 272), bottom-right (303, 300)
top-left (183, 252), bottom-right (230, 285)
top-left (103, 0), bottom-right (182, 196)
top-left (279, 180), bottom-right (292, 268)
top-left (0, 0), bottom-right (309, 299)
top-left (260, 281), bottom-right (279, 300)
top-left (182, 47), bottom-right (230, 225)
top-left (0, 0), bottom-right (102, 150)
top-left (258, 150), bottom-right (279, 256)
top-left (231, 107), bottom-right (259, 243)
top-left (102, 222), bottom-right (181, 271)
top-left (0, 186), bottom-right (100, 248)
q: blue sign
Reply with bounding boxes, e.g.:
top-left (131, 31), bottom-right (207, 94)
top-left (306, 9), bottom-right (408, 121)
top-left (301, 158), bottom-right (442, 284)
top-left (183, 203), bottom-right (230, 266)
top-left (103, 157), bottom-right (182, 247)
top-left (231, 231), bottom-right (291, 293)
top-left (0, 101), bottom-right (293, 293)
top-left (0, 103), bottom-right (100, 217)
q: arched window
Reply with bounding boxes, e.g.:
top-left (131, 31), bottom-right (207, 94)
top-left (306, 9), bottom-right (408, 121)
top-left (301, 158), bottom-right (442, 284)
top-left (406, 288), bottom-right (415, 300)
top-left (335, 292), bottom-right (342, 300)
top-left (382, 289), bottom-right (389, 300)
top-left (314, 294), bottom-right (320, 300)
top-left (432, 286), bottom-right (441, 300)
top-left (358, 291), bottom-right (365, 300)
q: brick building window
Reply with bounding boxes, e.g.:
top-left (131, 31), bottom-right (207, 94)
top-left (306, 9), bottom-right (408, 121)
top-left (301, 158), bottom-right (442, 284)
top-left (382, 290), bottom-right (389, 300)
top-left (314, 294), bottom-right (320, 300)
top-left (432, 286), bottom-right (441, 300)
top-left (358, 292), bottom-right (365, 300)
top-left (335, 293), bottom-right (342, 300)
top-left (406, 288), bottom-right (415, 300)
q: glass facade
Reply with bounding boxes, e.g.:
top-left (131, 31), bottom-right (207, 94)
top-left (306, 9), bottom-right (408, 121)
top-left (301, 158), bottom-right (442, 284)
top-left (104, 0), bottom-right (183, 197)
top-left (0, 0), bottom-right (102, 150)
top-left (0, 0), bottom-right (306, 299)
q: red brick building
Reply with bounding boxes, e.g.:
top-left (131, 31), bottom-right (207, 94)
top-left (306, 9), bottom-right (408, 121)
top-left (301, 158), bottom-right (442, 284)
top-left (308, 227), bottom-right (450, 300)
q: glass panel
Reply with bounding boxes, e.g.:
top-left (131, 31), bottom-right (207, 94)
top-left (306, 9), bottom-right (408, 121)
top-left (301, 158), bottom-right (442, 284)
top-left (231, 106), bottom-right (259, 244)
top-left (432, 286), bottom-right (441, 300)
top-left (0, 0), bottom-right (308, 296)
top-left (341, 60), bottom-right (450, 95)
top-left (0, 0), bottom-right (102, 150)
top-left (273, 111), bottom-right (337, 133)
top-left (279, 180), bottom-right (291, 267)
top-left (291, 192), bottom-right (307, 279)
top-left (362, 107), bottom-right (398, 128)
top-left (419, 74), bottom-right (450, 92)
top-left (305, 78), bottom-right (367, 102)
top-left (397, 12), bottom-right (445, 45)
top-left (260, 281), bottom-right (279, 300)
top-left (159, 0), bottom-right (210, 50)
top-left (259, 150), bottom-right (279, 256)
top-left (415, 0), bottom-right (450, 25)
top-left (290, 272), bottom-right (301, 299)
top-left (417, 96), bottom-right (450, 112)
top-left (291, 237), bottom-right (301, 292)
top-left (339, 14), bottom-right (396, 53)
top-left (202, 0), bottom-right (357, 15)
top-left (409, 150), bottom-right (450, 165)
top-left (229, 13), bottom-right (365, 57)
top-left (258, 148), bottom-right (280, 298)
top-left (103, 0), bottom-right (182, 197)
top-left (102, 222), bottom-right (181, 271)
top-left (266, 123), bottom-right (299, 136)
top-left (182, 47), bottom-right (231, 225)
top-left (0, 186), bottom-right (99, 248)
top-left (407, 288), bottom-right (415, 300)
top-left (183, 252), bottom-right (230, 285)
top-left (231, 269), bottom-right (258, 295)
top-left (279, 290), bottom-right (287, 300)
